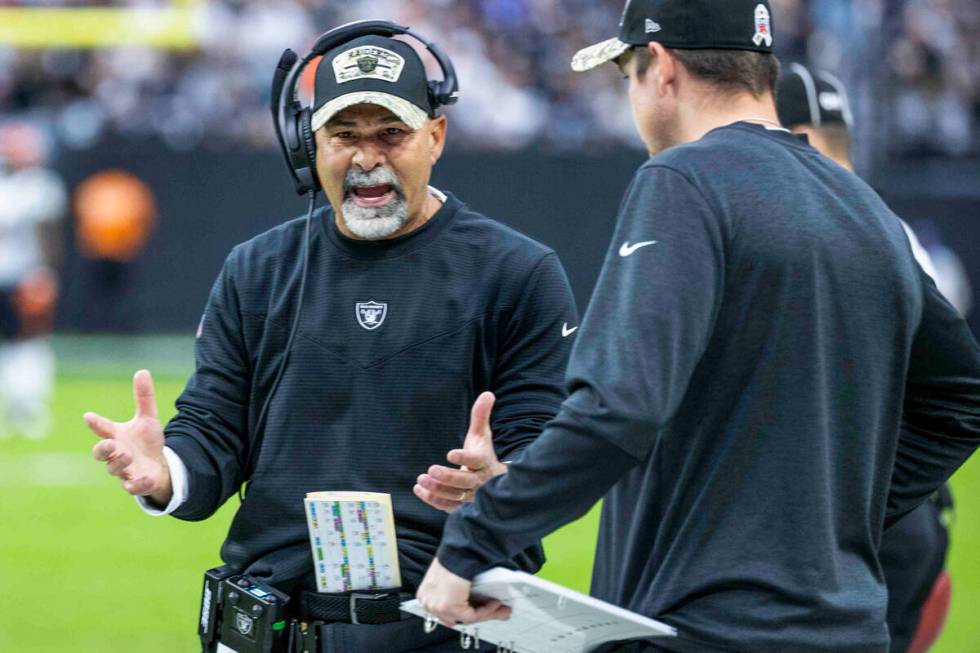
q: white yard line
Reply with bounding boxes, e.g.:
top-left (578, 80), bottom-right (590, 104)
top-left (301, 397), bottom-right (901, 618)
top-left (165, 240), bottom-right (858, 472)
top-left (0, 452), bottom-right (107, 488)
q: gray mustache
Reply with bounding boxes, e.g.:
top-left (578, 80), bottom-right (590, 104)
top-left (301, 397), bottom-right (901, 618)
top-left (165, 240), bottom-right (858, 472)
top-left (343, 168), bottom-right (403, 196)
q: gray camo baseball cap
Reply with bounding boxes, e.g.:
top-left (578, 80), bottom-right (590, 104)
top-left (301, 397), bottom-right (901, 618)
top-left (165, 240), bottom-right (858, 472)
top-left (312, 35), bottom-right (434, 131)
top-left (572, 0), bottom-right (775, 72)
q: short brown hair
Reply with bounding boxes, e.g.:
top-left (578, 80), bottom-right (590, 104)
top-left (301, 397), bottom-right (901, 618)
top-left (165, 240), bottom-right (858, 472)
top-left (632, 47), bottom-right (780, 97)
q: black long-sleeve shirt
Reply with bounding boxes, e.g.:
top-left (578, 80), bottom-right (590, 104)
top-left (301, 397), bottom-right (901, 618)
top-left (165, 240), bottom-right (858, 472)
top-left (163, 192), bottom-right (577, 593)
top-left (438, 124), bottom-right (980, 653)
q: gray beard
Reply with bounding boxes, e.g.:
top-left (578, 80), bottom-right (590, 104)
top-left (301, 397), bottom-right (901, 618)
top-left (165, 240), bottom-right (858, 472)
top-left (341, 167), bottom-right (408, 240)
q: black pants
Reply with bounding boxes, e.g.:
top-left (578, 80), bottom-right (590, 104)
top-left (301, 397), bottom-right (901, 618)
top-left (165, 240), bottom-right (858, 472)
top-left (880, 496), bottom-right (950, 653)
top-left (315, 616), bottom-right (495, 653)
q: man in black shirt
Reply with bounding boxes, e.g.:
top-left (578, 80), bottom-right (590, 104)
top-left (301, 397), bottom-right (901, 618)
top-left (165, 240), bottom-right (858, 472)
top-left (84, 26), bottom-right (576, 652)
top-left (418, 2), bottom-right (980, 652)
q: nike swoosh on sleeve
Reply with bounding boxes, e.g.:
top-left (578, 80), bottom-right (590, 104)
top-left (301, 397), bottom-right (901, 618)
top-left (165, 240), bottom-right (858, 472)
top-left (619, 240), bottom-right (658, 257)
top-left (562, 323), bottom-right (578, 337)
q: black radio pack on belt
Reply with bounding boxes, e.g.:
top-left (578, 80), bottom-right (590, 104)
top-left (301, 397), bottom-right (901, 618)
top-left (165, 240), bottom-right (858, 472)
top-left (198, 565), bottom-right (410, 652)
top-left (199, 566), bottom-right (292, 653)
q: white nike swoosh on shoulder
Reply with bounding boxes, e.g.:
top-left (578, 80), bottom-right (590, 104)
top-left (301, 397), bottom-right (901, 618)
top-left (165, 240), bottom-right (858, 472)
top-left (619, 240), bottom-right (658, 257)
top-left (562, 323), bottom-right (578, 337)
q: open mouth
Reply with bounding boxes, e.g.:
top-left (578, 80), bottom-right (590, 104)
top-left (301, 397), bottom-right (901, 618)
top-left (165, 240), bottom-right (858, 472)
top-left (348, 184), bottom-right (396, 208)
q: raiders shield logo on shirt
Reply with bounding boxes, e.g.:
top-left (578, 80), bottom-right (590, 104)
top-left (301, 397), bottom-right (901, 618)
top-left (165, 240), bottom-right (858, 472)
top-left (356, 301), bottom-right (388, 330)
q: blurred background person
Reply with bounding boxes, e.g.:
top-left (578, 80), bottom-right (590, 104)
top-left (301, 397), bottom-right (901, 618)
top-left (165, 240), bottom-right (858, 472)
top-left (73, 169), bottom-right (156, 332)
top-left (0, 120), bottom-right (65, 439)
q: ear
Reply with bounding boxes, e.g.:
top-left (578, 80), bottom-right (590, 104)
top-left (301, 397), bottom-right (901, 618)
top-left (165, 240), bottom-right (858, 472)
top-left (427, 115), bottom-right (448, 165)
top-left (648, 42), bottom-right (675, 95)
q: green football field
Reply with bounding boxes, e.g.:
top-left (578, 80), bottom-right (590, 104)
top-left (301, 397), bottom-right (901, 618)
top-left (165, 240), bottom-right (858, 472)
top-left (1, 336), bottom-right (978, 651)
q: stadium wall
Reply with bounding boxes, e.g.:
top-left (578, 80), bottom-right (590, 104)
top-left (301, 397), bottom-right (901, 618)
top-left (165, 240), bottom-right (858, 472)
top-left (51, 139), bottom-right (980, 336)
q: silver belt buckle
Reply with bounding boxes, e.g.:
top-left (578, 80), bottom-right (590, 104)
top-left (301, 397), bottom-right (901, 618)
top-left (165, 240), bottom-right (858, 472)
top-left (349, 592), bottom-right (390, 625)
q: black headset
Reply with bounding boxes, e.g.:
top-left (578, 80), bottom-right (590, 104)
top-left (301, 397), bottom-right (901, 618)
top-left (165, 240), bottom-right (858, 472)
top-left (271, 19), bottom-right (460, 196)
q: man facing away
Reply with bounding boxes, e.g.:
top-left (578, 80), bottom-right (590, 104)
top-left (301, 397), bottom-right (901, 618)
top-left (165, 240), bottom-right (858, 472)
top-left (417, 2), bottom-right (980, 652)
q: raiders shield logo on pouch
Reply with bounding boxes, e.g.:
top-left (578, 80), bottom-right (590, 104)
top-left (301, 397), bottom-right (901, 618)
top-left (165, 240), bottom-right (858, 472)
top-left (356, 301), bottom-right (388, 330)
top-left (236, 612), bottom-right (254, 636)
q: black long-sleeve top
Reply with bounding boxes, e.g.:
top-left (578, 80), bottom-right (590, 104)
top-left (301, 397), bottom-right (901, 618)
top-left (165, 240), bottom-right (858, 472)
top-left (163, 192), bottom-right (578, 593)
top-left (438, 124), bottom-right (980, 653)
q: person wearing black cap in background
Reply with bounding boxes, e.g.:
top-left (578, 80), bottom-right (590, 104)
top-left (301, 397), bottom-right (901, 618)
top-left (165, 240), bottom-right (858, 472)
top-left (778, 64), bottom-right (955, 653)
top-left (418, 2), bottom-right (980, 652)
top-left (81, 25), bottom-right (577, 652)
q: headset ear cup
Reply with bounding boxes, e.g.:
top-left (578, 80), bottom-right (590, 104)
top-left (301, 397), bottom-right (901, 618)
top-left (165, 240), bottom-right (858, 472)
top-left (299, 108), bottom-right (320, 191)
top-left (427, 81), bottom-right (457, 108)
top-left (427, 81), bottom-right (442, 111)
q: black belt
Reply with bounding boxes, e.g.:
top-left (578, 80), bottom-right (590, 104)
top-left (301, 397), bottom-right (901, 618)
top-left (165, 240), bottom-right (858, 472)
top-left (299, 589), bottom-right (412, 625)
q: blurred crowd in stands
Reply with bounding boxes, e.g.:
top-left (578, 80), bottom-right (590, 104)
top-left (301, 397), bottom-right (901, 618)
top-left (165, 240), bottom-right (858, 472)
top-left (0, 0), bottom-right (977, 156)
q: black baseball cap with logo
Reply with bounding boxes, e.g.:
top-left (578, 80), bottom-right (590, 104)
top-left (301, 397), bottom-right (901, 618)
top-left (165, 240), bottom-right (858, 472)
top-left (776, 63), bottom-right (852, 129)
top-left (572, 0), bottom-right (775, 72)
top-left (311, 35), bottom-right (434, 132)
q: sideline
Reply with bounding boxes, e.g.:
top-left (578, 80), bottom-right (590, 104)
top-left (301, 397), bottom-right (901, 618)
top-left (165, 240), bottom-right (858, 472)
top-left (53, 334), bottom-right (195, 378)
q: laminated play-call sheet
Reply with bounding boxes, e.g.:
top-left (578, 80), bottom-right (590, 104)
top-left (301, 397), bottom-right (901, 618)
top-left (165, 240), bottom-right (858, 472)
top-left (401, 568), bottom-right (677, 653)
top-left (304, 491), bottom-right (402, 593)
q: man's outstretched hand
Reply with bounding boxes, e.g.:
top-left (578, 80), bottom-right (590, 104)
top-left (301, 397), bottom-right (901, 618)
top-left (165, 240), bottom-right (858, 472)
top-left (85, 369), bottom-right (172, 506)
top-left (415, 392), bottom-right (508, 513)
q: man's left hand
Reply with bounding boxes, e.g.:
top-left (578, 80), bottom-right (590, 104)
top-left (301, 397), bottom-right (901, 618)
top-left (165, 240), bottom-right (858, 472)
top-left (415, 392), bottom-right (507, 513)
top-left (417, 557), bottom-right (511, 626)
